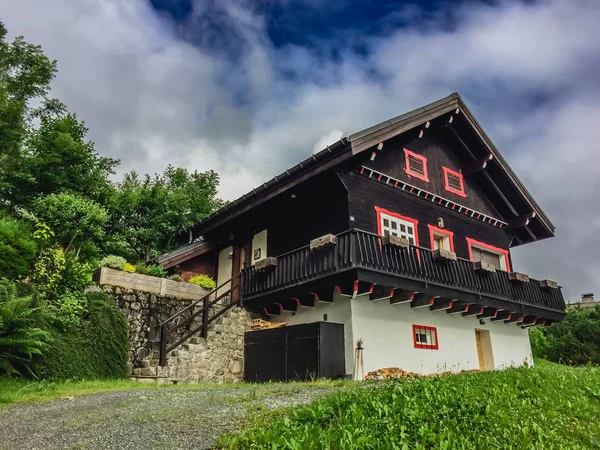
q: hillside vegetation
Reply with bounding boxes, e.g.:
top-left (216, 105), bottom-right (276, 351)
top-left (220, 360), bottom-right (600, 449)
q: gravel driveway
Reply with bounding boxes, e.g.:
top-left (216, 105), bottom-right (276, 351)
top-left (0, 384), bottom-right (336, 450)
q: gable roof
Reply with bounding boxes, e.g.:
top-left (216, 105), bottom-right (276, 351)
top-left (183, 93), bottom-right (554, 247)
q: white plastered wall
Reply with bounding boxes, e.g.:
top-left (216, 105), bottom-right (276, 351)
top-left (350, 294), bottom-right (534, 375)
top-left (251, 230), bottom-right (267, 265)
top-left (216, 246), bottom-right (233, 296)
top-left (270, 294), bottom-right (354, 375)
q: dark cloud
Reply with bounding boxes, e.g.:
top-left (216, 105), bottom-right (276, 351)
top-left (1, 0), bottom-right (599, 301)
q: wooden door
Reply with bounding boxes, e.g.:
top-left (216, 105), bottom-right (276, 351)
top-left (231, 243), bottom-right (251, 303)
top-left (475, 329), bottom-right (494, 371)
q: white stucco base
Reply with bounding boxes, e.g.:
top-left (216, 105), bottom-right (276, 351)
top-left (272, 292), bottom-right (533, 376)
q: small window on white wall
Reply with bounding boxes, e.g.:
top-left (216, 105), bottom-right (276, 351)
top-left (413, 324), bottom-right (438, 350)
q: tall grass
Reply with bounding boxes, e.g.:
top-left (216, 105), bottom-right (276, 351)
top-left (220, 360), bottom-right (600, 449)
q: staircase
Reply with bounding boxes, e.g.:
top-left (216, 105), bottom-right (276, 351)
top-left (130, 273), bottom-right (251, 384)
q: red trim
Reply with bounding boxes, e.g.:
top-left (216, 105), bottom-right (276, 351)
top-left (442, 166), bottom-right (466, 197)
top-left (263, 308), bottom-right (270, 316)
top-left (427, 225), bottom-right (455, 252)
top-left (374, 206), bottom-right (420, 246)
top-left (412, 324), bottom-right (439, 350)
top-left (403, 148), bottom-right (429, 182)
top-left (466, 237), bottom-right (512, 272)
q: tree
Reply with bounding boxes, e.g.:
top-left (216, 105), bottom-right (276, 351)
top-left (32, 192), bottom-right (108, 260)
top-left (106, 166), bottom-right (223, 261)
top-left (0, 216), bottom-right (37, 280)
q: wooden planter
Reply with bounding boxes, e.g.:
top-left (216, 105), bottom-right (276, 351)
top-left (93, 267), bottom-right (211, 300)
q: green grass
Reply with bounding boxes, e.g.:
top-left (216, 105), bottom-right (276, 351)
top-left (0, 376), bottom-right (351, 405)
top-left (219, 360), bottom-right (600, 449)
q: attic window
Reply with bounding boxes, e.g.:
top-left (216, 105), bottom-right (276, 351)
top-left (404, 148), bottom-right (429, 182)
top-left (442, 167), bottom-right (466, 197)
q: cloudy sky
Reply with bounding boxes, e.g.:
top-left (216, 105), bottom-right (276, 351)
top-left (2, 0), bottom-right (599, 301)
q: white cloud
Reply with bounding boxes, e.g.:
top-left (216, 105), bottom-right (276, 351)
top-left (1, 0), bottom-right (599, 300)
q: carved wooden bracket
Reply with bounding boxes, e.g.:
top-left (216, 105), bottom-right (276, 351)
top-left (433, 248), bottom-right (457, 262)
top-left (310, 234), bottom-right (337, 251)
top-left (508, 272), bottom-right (530, 283)
top-left (381, 235), bottom-right (410, 248)
top-left (473, 260), bottom-right (496, 273)
top-left (255, 257), bottom-right (278, 272)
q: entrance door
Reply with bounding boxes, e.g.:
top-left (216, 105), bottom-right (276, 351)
top-left (231, 243), bottom-right (251, 303)
top-left (475, 330), bottom-right (494, 371)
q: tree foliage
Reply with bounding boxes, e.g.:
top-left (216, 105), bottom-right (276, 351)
top-left (0, 216), bottom-right (37, 280)
top-left (106, 166), bottom-right (222, 261)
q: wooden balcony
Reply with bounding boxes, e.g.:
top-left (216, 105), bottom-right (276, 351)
top-left (240, 229), bottom-right (565, 322)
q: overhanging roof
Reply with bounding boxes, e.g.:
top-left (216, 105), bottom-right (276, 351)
top-left (185, 93), bottom-right (554, 245)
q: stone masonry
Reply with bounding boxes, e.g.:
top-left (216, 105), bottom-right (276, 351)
top-left (101, 285), bottom-right (252, 383)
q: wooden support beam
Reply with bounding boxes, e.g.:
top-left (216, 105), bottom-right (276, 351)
top-left (446, 302), bottom-right (469, 315)
top-left (390, 289), bottom-right (416, 306)
top-left (518, 315), bottom-right (537, 327)
top-left (430, 298), bottom-right (455, 311)
top-left (478, 307), bottom-right (501, 319)
top-left (297, 293), bottom-right (316, 308)
top-left (311, 288), bottom-right (334, 303)
top-left (462, 304), bottom-right (485, 317)
top-left (504, 314), bottom-right (524, 324)
top-left (462, 154), bottom-right (493, 176)
top-left (370, 284), bottom-right (394, 302)
top-left (336, 281), bottom-right (374, 298)
top-left (491, 310), bottom-right (512, 322)
top-left (279, 298), bottom-right (300, 312)
top-left (411, 293), bottom-right (437, 309)
top-left (507, 212), bottom-right (537, 230)
top-left (263, 303), bottom-right (282, 316)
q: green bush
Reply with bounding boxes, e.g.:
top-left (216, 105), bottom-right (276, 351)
top-left (140, 264), bottom-right (167, 278)
top-left (0, 282), bottom-right (50, 376)
top-left (0, 216), bottom-right (37, 280)
top-left (528, 327), bottom-right (549, 358)
top-left (532, 305), bottom-right (600, 365)
top-left (32, 290), bottom-right (128, 380)
top-left (98, 255), bottom-right (127, 270)
top-left (189, 274), bottom-right (216, 290)
top-left (168, 274), bottom-right (183, 282)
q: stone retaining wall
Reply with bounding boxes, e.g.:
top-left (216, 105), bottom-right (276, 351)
top-left (100, 285), bottom-right (251, 383)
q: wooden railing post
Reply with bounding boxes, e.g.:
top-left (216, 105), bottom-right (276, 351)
top-left (159, 323), bottom-right (167, 366)
top-left (201, 297), bottom-right (209, 339)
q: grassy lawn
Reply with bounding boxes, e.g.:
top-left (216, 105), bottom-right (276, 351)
top-left (219, 360), bottom-right (600, 449)
top-left (0, 376), bottom-right (351, 405)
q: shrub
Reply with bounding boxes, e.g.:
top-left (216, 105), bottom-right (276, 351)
top-left (99, 255), bottom-right (127, 270)
top-left (189, 274), bottom-right (216, 290)
top-left (0, 282), bottom-right (51, 376)
top-left (31, 247), bottom-right (91, 328)
top-left (0, 216), bottom-right (37, 280)
top-left (533, 305), bottom-right (600, 365)
top-left (32, 291), bottom-right (128, 380)
top-left (135, 263), bottom-right (167, 278)
top-left (168, 274), bottom-right (183, 282)
top-left (122, 263), bottom-right (136, 273)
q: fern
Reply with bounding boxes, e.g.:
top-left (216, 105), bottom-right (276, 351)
top-left (0, 282), bottom-right (51, 376)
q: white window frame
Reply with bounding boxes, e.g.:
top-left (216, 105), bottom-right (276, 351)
top-left (380, 212), bottom-right (417, 245)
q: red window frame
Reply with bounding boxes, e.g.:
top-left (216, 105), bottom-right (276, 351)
top-left (413, 324), bottom-right (438, 350)
top-left (466, 237), bottom-right (512, 272)
top-left (427, 224), bottom-right (454, 252)
top-left (442, 166), bottom-right (467, 197)
top-left (404, 148), bottom-right (429, 183)
top-left (375, 206), bottom-right (419, 246)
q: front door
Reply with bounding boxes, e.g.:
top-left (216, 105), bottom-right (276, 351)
top-left (475, 329), bottom-right (494, 371)
top-left (231, 243), bottom-right (251, 302)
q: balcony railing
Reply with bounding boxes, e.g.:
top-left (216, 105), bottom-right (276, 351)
top-left (240, 229), bottom-right (565, 313)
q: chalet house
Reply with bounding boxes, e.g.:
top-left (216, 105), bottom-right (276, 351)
top-left (158, 93), bottom-right (565, 380)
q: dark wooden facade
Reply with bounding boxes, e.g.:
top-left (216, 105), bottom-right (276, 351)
top-left (160, 93), bottom-right (565, 327)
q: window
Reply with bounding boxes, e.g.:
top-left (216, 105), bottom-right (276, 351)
top-left (442, 167), bottom-right (466, 197)
top-left (375, 207), bottom-right (419, 246)
top-left (427, 225), bottom-right (454, 252)
top-left (466, 237), bottom-right (511, 272)
top-left (413, 324), bottom-right (438, 350)
top-left (404, 148), bottom-right (429, 182)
